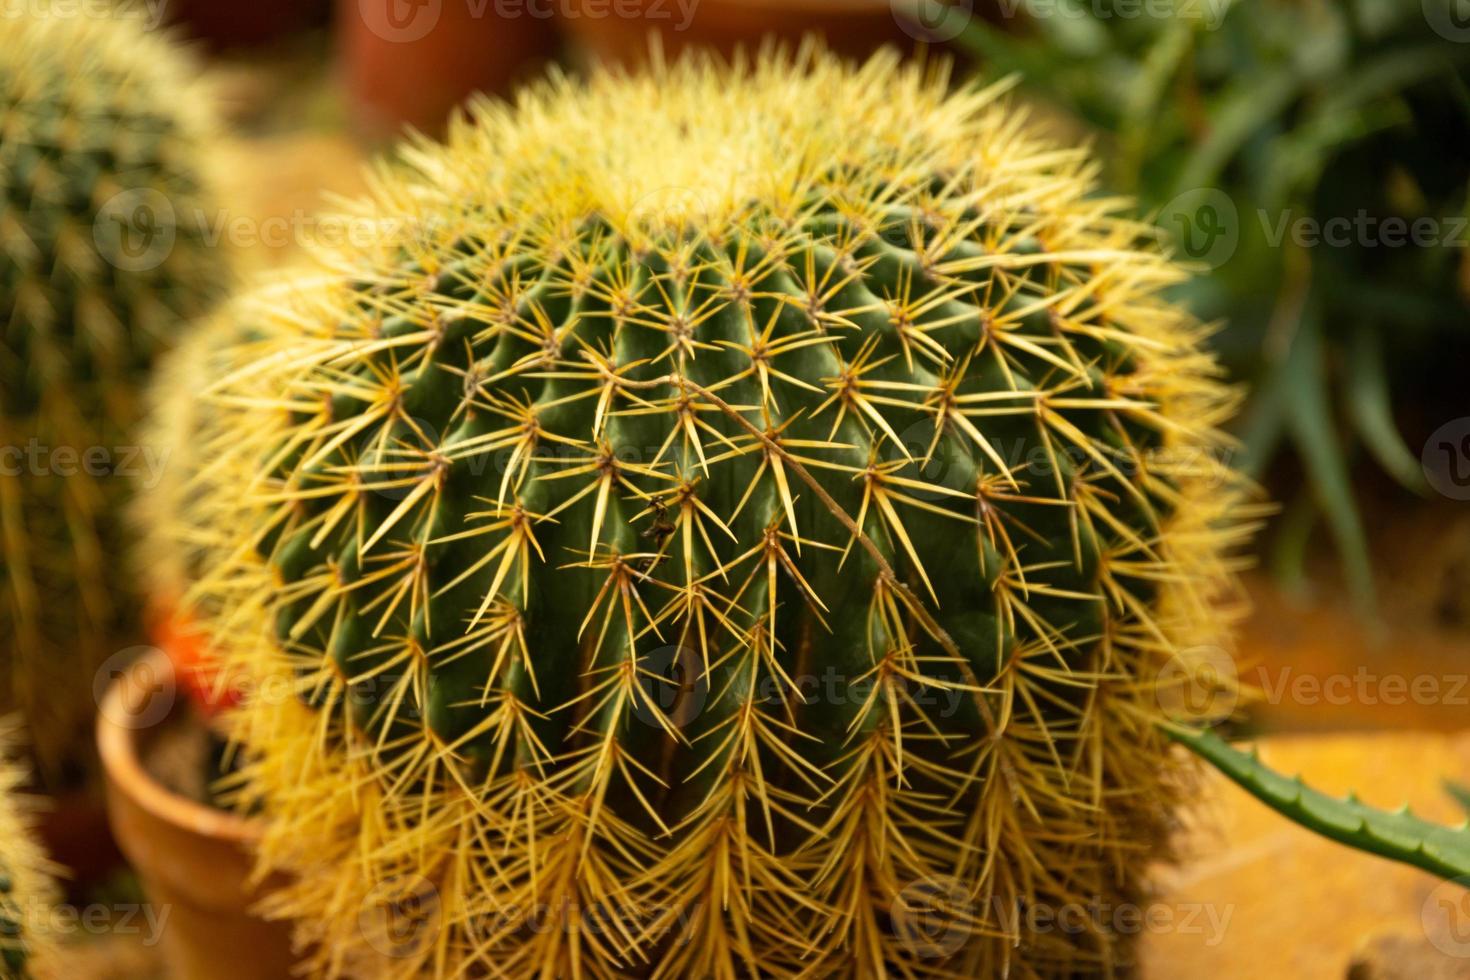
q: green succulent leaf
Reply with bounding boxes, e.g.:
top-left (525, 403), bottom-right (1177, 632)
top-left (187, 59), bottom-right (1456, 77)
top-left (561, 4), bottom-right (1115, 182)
top-left (1280, 305), bottom-right (1375, 609)
top-left (1173, 726), bottom-right (1470, 883)
top-left (1445, 780), bottom-right (1470, 818)
top-left (947, 1), bottom-right (1470, 603)
top-left (1347, 326), bottom-right (1429, 494)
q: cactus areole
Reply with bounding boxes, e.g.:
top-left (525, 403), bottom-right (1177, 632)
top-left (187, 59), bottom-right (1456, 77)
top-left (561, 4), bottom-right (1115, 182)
top-left (193, 48), bottom-right (1248, 978)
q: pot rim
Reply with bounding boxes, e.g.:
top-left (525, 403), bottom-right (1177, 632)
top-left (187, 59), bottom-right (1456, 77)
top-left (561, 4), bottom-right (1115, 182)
top-left (96, 646), bottom-right (262, 846)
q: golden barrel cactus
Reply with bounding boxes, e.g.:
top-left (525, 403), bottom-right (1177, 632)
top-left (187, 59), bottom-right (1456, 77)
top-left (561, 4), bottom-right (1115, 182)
top-left (174, 48), bottom-right (1249, 978)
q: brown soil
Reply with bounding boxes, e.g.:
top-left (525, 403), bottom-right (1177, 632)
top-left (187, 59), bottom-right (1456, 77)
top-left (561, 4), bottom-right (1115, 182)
top-left (138, 707), bottom-right (216, 809)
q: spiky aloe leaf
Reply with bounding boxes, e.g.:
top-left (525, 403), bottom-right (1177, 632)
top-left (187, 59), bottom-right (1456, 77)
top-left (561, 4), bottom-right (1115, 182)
top-left (160, 47), bottom-right (1254, 979)
top-left (1172, 727), bottom-right (1470, 882)
top-left (0, 9), bottom-right (226, 778)
top-left (1445, 780), bottom-right (1470, 817)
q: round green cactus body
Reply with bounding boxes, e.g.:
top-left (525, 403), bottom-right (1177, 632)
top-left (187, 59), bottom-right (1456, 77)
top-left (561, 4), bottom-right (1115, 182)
top-left (0, 9), bottom-right (224, 777)
top-left (187, 48), bottom-right (1248, 978)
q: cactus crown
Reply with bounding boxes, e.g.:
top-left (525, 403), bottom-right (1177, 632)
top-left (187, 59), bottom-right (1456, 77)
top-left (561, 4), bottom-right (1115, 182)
top-left (0, 10), bottom-right (222, 776)
top-left (186, 48), bottom-right (1248, 978)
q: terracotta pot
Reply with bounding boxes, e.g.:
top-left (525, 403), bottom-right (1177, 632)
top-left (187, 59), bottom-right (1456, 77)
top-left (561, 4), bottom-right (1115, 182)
top-left (338, 0), bottom-right (562, 138)
top-left (96, 649), bottom-right (296, 980)
top-left (558, 0), bottom-right (920, 68)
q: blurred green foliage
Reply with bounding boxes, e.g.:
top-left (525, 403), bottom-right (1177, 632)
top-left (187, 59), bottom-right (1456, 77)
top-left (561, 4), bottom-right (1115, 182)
top-left (942, 0), bottom-right (1470, 607)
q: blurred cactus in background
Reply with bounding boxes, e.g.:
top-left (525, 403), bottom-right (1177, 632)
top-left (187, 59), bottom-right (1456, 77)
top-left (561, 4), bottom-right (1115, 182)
top-left (173, 48), bottom-right (1254, 977)
top-left (0, 8), bottom-right (226, 778)
top-left (135, 286), bottom-right (295, 618)
top-left (134, 284), bottom-right (301, 719)
top-left (0, 720), bottom-right (59, 979)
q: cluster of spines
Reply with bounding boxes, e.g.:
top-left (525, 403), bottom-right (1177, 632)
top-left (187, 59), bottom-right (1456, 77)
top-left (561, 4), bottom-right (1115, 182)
top-left (172, 48), bottom-right (1252, 978)
top-left (0, 8), bottom-right (224, 776)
